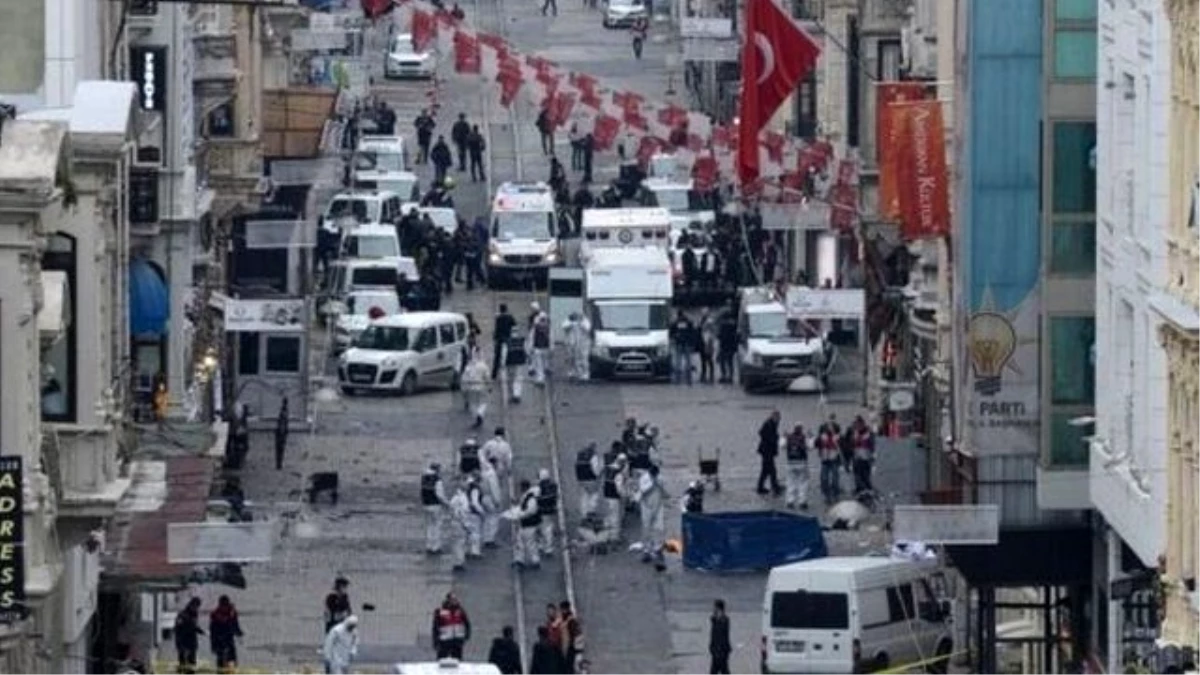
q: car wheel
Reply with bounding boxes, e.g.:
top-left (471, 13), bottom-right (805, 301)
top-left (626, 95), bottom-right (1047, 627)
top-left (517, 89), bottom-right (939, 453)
top-left (872, 653), bottom-right (889, 674)
top-left (926, 640), bottom-right (952, 674)
top-left (340, 386), bottom-right (357, 397)
top-left (399, 370), bottom-right (418, 396)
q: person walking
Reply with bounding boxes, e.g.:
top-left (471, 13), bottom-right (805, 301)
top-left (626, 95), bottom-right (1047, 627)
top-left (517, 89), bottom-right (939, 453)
top-left (708, 600), bottom-right (732, 674)
top-left (574, 442), bottom-right (603, 520)
top-left (482, 426), bottom-right (514, 490)
top-left (716, 309), bottom-right (737, 383)
top-left (174, 598), bottom-right (203, 674)
top-left (274, 397), bottom-right (289, 470)
top-left (630, 17), bottom-right (648, 59)
top-left (414, 109), bottom-right (436, 164)
top-left (850, 415), bottom-right (876, 494)
top-left (561, 312), bottom-right (592, 381)
top-left (432, 593), bottom-right (472, 659)
top-left (480, 457), bottom-right (503, 547)
top-left (492, 303), bottom-right (517, 378)
top-left (601, 453), bottom-right (628, 539)
top-left (488, 626), bottom-right (523, 674)
top-left (324, 577), bottom-right (352, 634)
top-left (208, 595), bottom-right (243, 671)
top-left (468, 125), bottom-right (487, 182)
top-left (421, 463), bottom-right (449, 554)
top-left (698, 310), bottom-right (716, 384)
top-left (783, 424), bottom-right (810, 510)
top-left (756, 410), bottom-right (783, 495)
top-left (536, 108), bottom-right (554, 155)
top-left (558, 601), bottom-right (584, 674)
top-left (465, 473), bottom-right (487, 557)
top-left (322, 615), bottom-right (359, 675)
top-left (581, 133), bottom-right (595, 185)
top-left (462, 353), bottom-right (491, 429)
top-left (513, 478), bottom-right (543, 570)
top-left (448, 480), bottom-right (472, 572)
top-left (451, 113), bottom-right (472, 172)
top-left (816, 420), bottom-right (842, 503)
top-left (431, 135), bottom-right (454, 185)
top-left (541, 0), bottom-right (558, 16)
top-left (530, 626), bottom-right (564, 674)
top-left (635, 464), bottom-right (667, 564)
top-left (536, 468), bottom-right (559, 555)
top-left (670, 310), bottom-right (696, 385)
top-left (530, 312), bottom-right (552, 385)
top-left (568, 123), bottom-right (583, 171)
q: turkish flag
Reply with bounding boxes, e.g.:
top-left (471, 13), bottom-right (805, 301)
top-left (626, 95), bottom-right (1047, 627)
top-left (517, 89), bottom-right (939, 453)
top-left (692, 155), bottom-right (719, 191)
top-left (549, 91), bottom-right (577, 128)
top-left (877, 82), bottom-right (931, 220)
top-left (828, 183), bottom-right (858, 231)
top-left (636, 136), bottom-right (663, 167)
top-left (736, 0), bottom-right (820, 187)
top-left (478, 32), bottom-right (507, 53)
top-left (497, 65), bottom-right (524, 108)
top-left (361, 0), bottom-right (394, 19)
top-left (592, 115), bottom-right (622, 151)
top-left (453, 31), bottom-right (481, 74)
top-left (411, 9), bottom-right (436, 52)
top-left (895, 100), bottom-right (951, 239)
top-left (570, 72), bottom-right (602, 109)
top-left (657, 105), bottom-right (689, 130)
top-left (624, 110), bottom-right (649, 132)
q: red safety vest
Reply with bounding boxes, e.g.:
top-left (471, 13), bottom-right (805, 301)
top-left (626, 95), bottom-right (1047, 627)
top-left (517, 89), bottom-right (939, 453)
top-left (882, 340), bottom-right (897, 368)
top-left (435, 608), bottom-right (467, 641)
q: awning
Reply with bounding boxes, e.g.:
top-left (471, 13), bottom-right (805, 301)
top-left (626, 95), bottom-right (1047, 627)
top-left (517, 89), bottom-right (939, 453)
top-left (945, 525), bottom-right (1093, 587)
top-left (129, 258), bottom-right (169, 338)
top-left (101, 457), bottom-right (215, 587)
top-left (38, 270), bottom-right (69, 343)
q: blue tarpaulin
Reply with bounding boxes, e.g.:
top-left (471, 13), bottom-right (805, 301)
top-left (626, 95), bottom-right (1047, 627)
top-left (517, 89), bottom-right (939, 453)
top-left (682, 510), bottom-right (828, 573)
top-left (129, 258), bottom-right (169, 338)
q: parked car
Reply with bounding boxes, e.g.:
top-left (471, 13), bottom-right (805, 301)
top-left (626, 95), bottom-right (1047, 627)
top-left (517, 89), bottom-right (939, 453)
top-left (385, 33), bottom-right (435, 79)
top-left (603, 0), bottom-right (647, 27)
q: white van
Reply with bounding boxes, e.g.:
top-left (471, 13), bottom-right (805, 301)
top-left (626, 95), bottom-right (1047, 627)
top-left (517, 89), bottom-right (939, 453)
top-left (320, 190), bottom-right (403, 233)
top-left (579, 207), bottom-right (671, 263)
top-left (338, 312), bottom-right (469, 395)
top-left (323, 259), bottom-right (418, 322)
top-left (357, 134), bottom-right (410, 171)
top-left (737, 287), bottom-right (829, 393)
top-left (402, 203), bottom-right (459, 235)
top-left (487, 181), bottom-right (560, 285)
top-left (585, 247), bottom-right (673, 379)
top-left (393, 659), bottom-right (501, 675)
top-left (333, 288), bottom-right (403, 352)
top-left (353, 163), bottom-right (421, 202)
top-left (340, 225), bottom-right (420, 280)
top-left (762, 557), bottom-right (954, 674)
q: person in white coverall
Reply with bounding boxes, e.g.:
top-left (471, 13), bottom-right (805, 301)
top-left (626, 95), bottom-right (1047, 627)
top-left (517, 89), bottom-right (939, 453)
top-left (322, 615), bottom-right (359, 674)
top-left (635, 464), bottom-right (667, 563)
top-left (447, 482), bottom-right (472, 571)
top-left (420, 463), bottom-right (449, 554)
top-left (479, 460), bottom-right (502, 546)
top-left (529, 312), bottom-right (551, 385)
top-left (513, 478), bottom-right (542, 569)
top-left (481, 427), bottom-right (513, 499)
top-left (576, 442), bottom-right (604, 518)
top-left (465, 475), bottom-right (487, 557)
top-left (562, 312), bottom-right (592, 380)
top-left (461, 353), bottom-right (491, 429)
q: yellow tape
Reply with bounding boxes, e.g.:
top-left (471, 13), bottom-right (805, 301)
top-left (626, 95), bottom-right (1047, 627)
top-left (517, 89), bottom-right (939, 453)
top-left (874, 649), bottom-right (968, 674)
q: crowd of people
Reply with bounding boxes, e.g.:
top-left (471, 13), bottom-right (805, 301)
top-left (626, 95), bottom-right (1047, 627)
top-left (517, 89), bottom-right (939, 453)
top-left (754, 409), bottom-right (880, 511)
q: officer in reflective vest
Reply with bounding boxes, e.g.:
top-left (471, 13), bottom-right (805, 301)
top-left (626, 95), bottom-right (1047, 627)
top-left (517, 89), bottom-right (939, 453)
top-left (536, 468), bottom-right (559, 555)
top-left (601, 455), bottom-right (627, 539)
top-left (465, 474), bottom-right (486, 557)
top-left (816, 423), bottom-right (842, 504)
top-left (783, 424), bottom-right (810, 510)
top-left (513, 478), bottom-right (542, 569)
top-left (431, 593), bottom-right (472, 659)
top-left (420, 463), bottom-right (448, 554)
top-left (575, 442), bottom-right (603, 519)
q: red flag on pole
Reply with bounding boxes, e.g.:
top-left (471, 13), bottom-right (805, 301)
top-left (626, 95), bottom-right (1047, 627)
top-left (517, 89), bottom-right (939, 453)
top-left (453, 31), bottom-right (481, 74)
top-left (592, 115), bottom-right (622, 151)
top-left (876, 82), bottom-right (930, 220)
top-left (361, 0), bottom-right (393, 19)
top-left (736, 0), bottom-right (820, 187)
top-left (411, 9), bottom-right (436, 52)
top-left (657, 105), bottom-right (689, 130)
top-left (692, 155), bottom-right (719, 191)
top-left (549, 91), bottom-right (577, 128)
top-left (636, 136), bottom-right (663, 168)
top-left (624, 110), bottom-right (649, 132)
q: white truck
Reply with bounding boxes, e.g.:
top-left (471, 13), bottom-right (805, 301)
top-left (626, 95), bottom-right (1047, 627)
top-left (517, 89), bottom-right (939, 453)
top-left (579, 207), bottom-right (671, 263)
top-left (736, 287), bottom-right (831, 393)
top-left (487, 182), bottom-right (561, 287)
top-left (585, 247), bottom-right (674, 379)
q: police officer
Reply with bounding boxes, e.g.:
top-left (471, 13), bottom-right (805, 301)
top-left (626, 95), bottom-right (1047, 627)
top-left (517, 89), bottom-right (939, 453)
top-left (536, 468), bottom-right (558, 556)
top-left (681, 480), bottom-right (704, 513)
top-left (421, 463), bottom-right (448, 554)
top-left (601, 455), bottom-right (628, 540)
top-left (465, 474), bottom-right (487, 558)
top-left (783, 424), bottom-right (810, 510)
top-left (447, 481), bottom-right (471, 571)
top-left (575, 442), bottom-right (603, 519)
top-left (513, 479), bottom-right (542, 570)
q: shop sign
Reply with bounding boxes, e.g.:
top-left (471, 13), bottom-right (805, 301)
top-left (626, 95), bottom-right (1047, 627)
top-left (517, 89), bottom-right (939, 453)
top-left (0, 456), bottom-right (25, 624)
top-left (223, 299), bottom-right (305, 333)
top-left (130, 46), bottom-right (168, 111)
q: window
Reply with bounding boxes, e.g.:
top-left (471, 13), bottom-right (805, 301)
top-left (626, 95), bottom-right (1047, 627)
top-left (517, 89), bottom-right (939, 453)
top-left (770, 591), bottom-right (849, 630)
top-left (237, 332), bottom-right (260, 375)
top-left (1052, 122), bottom-right (1097, 213)
top-left (791, 72), bottom-right (818, 138)
top-left (207, 102), bottom-right (235, 138)
top-left (877, 40), bottom-right (902, 82)
top-left (265, 336), bottom-right (301, 373)
top-left (1049, 220), bottom-right (1096, 274)
top-left (1055, 0), bottom-right (1096, 20)
top-left (0, 0), bottom-right (45, 94)
top-left (1053, 29), bottom-right (1098, 79)
top-left (454, 322), bottom-right (466, 341)
top-left (414, 327), bottom-right (437, 352)
top-left (1049, 411), bottom-right (1090, 467)
top-left (41, 233), bottom-right (76, 422)
top-left (887, 584), bottom-right (916, 623)
top-left (1049, 316), bottom-right (1095, 405)
top-left (438, 323), bottom-right (455, 345)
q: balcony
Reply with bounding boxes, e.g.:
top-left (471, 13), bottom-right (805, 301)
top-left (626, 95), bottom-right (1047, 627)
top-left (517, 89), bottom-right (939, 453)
top-left (204, 139), bottom-right (264, 198)
top-left (44, 425), bottom-right (131, 520)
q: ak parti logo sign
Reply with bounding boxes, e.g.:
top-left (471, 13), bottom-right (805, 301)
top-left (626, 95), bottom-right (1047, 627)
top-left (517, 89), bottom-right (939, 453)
top-left (0, 456), bottom-right (25, 624)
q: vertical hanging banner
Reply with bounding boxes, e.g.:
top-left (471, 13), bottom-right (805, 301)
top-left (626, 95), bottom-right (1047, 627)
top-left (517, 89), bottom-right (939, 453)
top-left (411, 9), bottom-right (436, 51)
top-left (896, 100), bottom-right (951, 240)
top-left (877, 82), bottom-right (932, 221)
top-left (453, 31), bottom-right (481, 74)
top-left (0, 456), bottom-right (25, 624)
top-left (592, 115), bottom-right (622, 150)
top-left (828, 158), bottom-right (859, 231)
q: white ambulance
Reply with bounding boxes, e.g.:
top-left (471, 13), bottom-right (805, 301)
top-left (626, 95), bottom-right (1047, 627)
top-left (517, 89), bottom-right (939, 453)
top-left (487, 182), bottom-right (561, 286)
top-left (579, 207), bottom-right (671, 263)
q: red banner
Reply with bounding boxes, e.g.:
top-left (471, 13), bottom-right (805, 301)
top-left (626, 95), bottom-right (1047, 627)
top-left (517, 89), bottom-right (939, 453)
top-left (570, 72), bottom-right (602, 109)
top-left (657, 105), bottom-right (688, 130)
top-left (692, 155), bottom-right (719, 191)
top-left (453, 31), bottom-right (481, 74)
top-left (548, 91), bottom-right (576, 128)
top-left (592, 115), bottom-right (622, 151)
top-left (828, 183), bottom-right (858, 231)
top-left (877, 82), bottom-right (930, 220)
top-left (411, 9), bottom-right (436, 52)
top-left (636, 136), bottom-right (663, 167)
top-left (624, 110), bottom-right (648, 132)
top-left (763, 131), bottom-right (787, 164)
top-left (895, 100), bottom-right (951, 240)
top-left (477, 32), bottom-right (507, 53)
top-left (497, 65), bottom-right (523, 108)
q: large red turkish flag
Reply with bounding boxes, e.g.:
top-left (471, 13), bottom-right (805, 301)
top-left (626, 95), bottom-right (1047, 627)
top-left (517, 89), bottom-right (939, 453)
top-left (736, 0), bottom-right (820, 188)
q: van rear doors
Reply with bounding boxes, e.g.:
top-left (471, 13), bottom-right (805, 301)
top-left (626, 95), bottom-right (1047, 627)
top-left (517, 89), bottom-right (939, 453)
top-left (764, 588), bottom-right (856, 673)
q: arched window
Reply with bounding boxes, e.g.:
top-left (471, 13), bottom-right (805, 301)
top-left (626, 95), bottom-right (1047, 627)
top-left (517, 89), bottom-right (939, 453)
top-left (42, 232), bottom-right (76, 422)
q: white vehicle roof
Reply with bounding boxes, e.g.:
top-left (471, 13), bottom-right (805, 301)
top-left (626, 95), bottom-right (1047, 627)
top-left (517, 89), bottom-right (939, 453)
top-left (390, 33), bottom-right (422, 51)
top-left (358, 135), bottom-right (406, 149)
top-left (740, 286), bottom-right (785, 308)
top-left (329, 190), bottom-right (398, 205)
top-left (586, 249), bottom-right (673, 300)
top-left (355, 168), bottom-right (418, 181)
top-left (345, 224), bottom-right (397, 237)
top-left (581, 207), bottom-right (672, 229)
top-left (493, 182), bottom-right (555, 212)
top-left (371, 311), bottom-right (467, 330)
top-left (339, 258), bottom-right (399, 270)
top-left (587, 246), bottom-right (672, 270)
top-left (642, 177), bottom-right (693, 191)
top-left (402, 203), bottom-right (458, 232)
top-left (393, 660), bottom-right (501, 675)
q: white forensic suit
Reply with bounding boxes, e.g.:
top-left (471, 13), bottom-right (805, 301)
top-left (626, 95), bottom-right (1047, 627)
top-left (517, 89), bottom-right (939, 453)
top-left (601, 458), bottom-right (628, 539)
top-left (479, 460), bottom-right (503, 546)
top-left (465, 477), bottom-right (486, 557)
top-left (447, 486), bottom-right (472, 570)
top-left (461, 357), bottom-right (491, 428)
top-left (481, 434), bottom-right (513, 497)
top-left (513, 483), bottom-right (542, 568)
top-left (529, 313), bottom-right (551, 385)
top-left (322, 615), bottom-right (360, 674)
top-left (782, 430), bottom-right (811, 509)
top-left (576, 445), bottom-right (604, 518)
top-left (420, 466), bottom-right (449, 554)
top-left (536, 469), bottom-right (558, 556)
top-left (635, 468), bottom-right (667, 560)
top-left (562, 314), bottom-right (592, 380)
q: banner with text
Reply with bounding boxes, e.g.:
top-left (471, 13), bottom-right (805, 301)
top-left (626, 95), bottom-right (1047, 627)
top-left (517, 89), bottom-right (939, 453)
top-left (0, 456), bottom-right (25, 624)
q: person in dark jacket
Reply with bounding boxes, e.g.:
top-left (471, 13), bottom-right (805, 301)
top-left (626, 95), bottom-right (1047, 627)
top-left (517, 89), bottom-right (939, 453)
top-left (209, 595), bottom-right (243, 670)
top-left (529, 625), bottom-right (564, 674)
top-left (451, 113), bottom-right (472, 172)
top-left (274, 397), bottom-right (289, 470)
top-left (492, 303), bottom-right (517, 379)
top-left (414, 110), bottom-right (436, 164)
top-left (174, 597), bottom-right (203, 673)
top-left (488, 625), bottom-right (523, 674)
top-left (430, 136), bottom-right (454, 185)
top-left (756, 410), bottom-right (783, 495)
top-left (581, 133), bottom-right (595, 184)
top-left (536, 108), bottom-right (554, 155)
top-left (467, 125), bottom-right (487, 182)
top-left (709, 599), bottom-right (731, 674)
top-left (716, 310), bottom-right (738, 383)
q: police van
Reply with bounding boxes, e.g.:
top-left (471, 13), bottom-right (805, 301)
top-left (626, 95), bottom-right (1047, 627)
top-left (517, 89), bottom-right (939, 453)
top-left (585, 247), bottom-right (673, 379)
top-left (579, 207), bottom-right (671, 263)
top-left (761, 557), bottom-right (954, 674)
top-left (638, 177), bottom-right (717, 231)
top-left (487, 182), bottom-right (561, 286)
top-left (736, 287), bottom-right (830, 394)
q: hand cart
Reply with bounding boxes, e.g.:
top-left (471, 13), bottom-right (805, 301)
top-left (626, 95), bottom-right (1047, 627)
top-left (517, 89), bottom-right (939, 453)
top-left (697, 446), bottom-right (721, 492)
